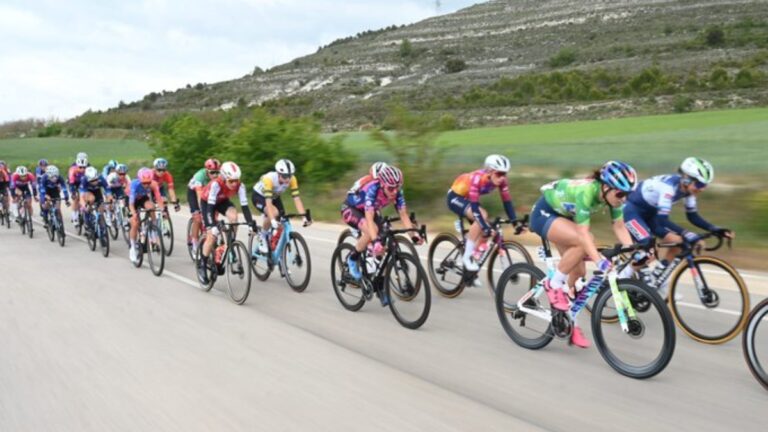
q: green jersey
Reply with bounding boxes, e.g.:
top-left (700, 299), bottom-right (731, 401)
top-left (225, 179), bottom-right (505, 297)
top-left (187, 168), bottom-right (210, 190)
top-left (541, 178), bottom-right (622, 225)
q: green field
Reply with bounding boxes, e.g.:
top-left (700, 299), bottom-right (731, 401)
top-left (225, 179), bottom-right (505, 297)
top-left (0, 137), bottom-right (151, 170)
top-left (340, 107), bottom-right (768, 176)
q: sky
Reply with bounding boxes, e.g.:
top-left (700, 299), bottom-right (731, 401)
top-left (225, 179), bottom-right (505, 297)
top-left (0, 0), bottom-right (479, 123)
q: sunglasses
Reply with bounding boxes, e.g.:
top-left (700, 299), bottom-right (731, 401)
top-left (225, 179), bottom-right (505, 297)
top-left (614, 191), bottom-right (627, 199)
top-left (208, 170), bottom-right (220, 175)
top-left (278, 173), bottom-right (291, 180)
top-left (694, 180), bottom-right (707, 190)
top-left (492, 171), bottom-right (507, 178)
top-left (226, 179), bottom-right (238, 184)
top-left (141, 181), bottom-right (152, 187)
top-left (384, 185), bottom-right (399, 192)
top-left (118, 173), bottom-right (126, 176)
top-left (155, 169), bottom-right (166, 173)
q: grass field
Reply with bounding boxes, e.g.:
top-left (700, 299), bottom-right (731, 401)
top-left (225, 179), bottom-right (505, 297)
top-left (0, 137), bottom-right (151, 170)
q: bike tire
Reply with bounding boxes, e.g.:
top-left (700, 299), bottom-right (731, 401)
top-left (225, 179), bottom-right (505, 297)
top-left (186, 218), bottom-right (196, 262)
top-left (282, 232), bottom-right (312, 292)
top-left (248, 232), bottom-right (272, 281)
top-left (668, 256), bottom-right (750, 344)
top-left (494, 263), bottom-right (554, 350)
top-left (162, 212), bottom-right (174, 256)
top-left (427, 233), bottom-right (466, 298)
top-left (57, 212), bottom-right (66, 247)
top-left (99, 213), bottom-right (110, 258)
top-left (46, 214), bottom-right (55, 242)
top-left (487, 240), bottom-right (533, 295)
top-left (591, 279), bottom-right (676, 379)
top-left (337, 228), bottom-right (355, 245)
top-left (386, 252), bottom-right (431, 329)
top-left (77, 212), bottom-right (83, 236)
top-left (147, 224), bottom-right (165, 276)
top-left (330, 243), bottom-right (366, 312)
top-left (394, 235), bottom-right (419, 259)
top-left (87, 216), bottom-right (97, 251)
top-left (108, 211), bottom-right (119, 240)
top-left (26, 210), bottom-right (33, 238)
top-left (226, 241), bottom-right (252, 305)
top-left (19, 208), bottom-right (26, 235)
top-left (743, 298), bottom-right (768, 391)
top-left (121, 207), bottom-right (131, 246)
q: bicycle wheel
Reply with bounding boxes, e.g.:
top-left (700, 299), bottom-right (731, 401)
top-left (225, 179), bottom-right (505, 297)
top-left (668, 256), bottom-right (750, 344)
top-left (108, 210), bottom-right (119, 240)
top-left (98, 213), bottom-right (110, 257)
top-left (248, 233), bottom-right (272, 281)
top-left (591, 279), bottom-right (676, 379)
top-left (86, 216), bottom-right (97, 251)
top-left (226, 241), bottom-right (252, 305)
top-left (743, 298), bottom-right (768, 391)
top-left (46, 214), bottom-right (55, 242)
top-left (186, 218), bottom-right (195, 262)
top-left (146, 224), bottom-right (165, 276)
top-left (394, 235), bottom-right (419, 259)
top-left (427, 233), bottom-right (466, 298)
top-left (19, 207), bottom-right (26, 235)
top-left (487, 240), bottom-right (533, 295)
top-left (76, 212), bottom-right (83, 236)
top-left (162, 212), bottom-right (174, 256)
top-left (331, 243), bottom-right (366, 312)
top-left (386, 252), bottom-right (431, 329)
top-left (337, 228), bottom-right (356, 245)
top-left (56, 210), bottom-right (66, 247)
top-left (281, 232), bottom-right (312, 292)
top-left (26, 209), bottom-right (33, 238)
top-left (495, 263), bottom-right (554, 350)
top-left (121, 207), bottom-right (131, 246)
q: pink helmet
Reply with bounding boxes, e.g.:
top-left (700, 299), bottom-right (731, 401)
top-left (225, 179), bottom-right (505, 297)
top-left (138, 167), bottom-right (154, 183)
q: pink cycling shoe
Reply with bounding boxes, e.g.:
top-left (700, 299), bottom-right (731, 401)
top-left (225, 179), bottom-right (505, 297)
top-left (570, 326), bottom-right (590, 349)
top-left (543, 279), bottom-right (570, 311)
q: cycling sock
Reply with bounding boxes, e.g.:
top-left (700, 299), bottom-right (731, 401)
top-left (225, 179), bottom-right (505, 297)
top-left (11, 203), bottom-right (18, 217)
top-left (463, 239), bottom-right (476, 262)
top-left (551, 270), bottom-right (568, 290)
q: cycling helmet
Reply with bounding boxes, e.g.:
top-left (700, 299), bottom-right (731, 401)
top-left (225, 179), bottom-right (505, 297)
top-left (106, 159), bottom-right (118, 169)
top-left (76, 157), bottom-right (88, 168)
top-left (116, 164), bottom-right (128, 174)
top-left (679, 157), bottom-right (714, 185)
top-left (370, 161), bottom-right (388, 179)
top-left (220, 161), bottom-right (241, 180)
top-left (153, 158), bottom-right (168, 169)
top-left (484, 154), bottom-right (511, 173)
top-left (138, 167), bottom-right (154, 183)
top-left (275, 159), bottom-right (295, 176)
top-left (38, 158), bottom-right (49, 167)
top-left (46, 165), bottom-right (60, 178)
top-left (15, 166), bottom-right (28, 176)
top-left (599, 160), bottom-right (637, 192)
top-left (106, 172), bottom-right (121, 187)
top-left (204, 158), bottom-right (221, 171)
top-left (378, 165), bottom-right (403, 188)
top-left (0, 160), bottom-right (5, 168)
top-left (85, 166), bottom-right (99, 181)
top-left (76, 152), bottom-right (88, 160)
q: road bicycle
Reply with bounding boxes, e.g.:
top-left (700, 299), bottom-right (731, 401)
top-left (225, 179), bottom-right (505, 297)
top-left (428, 214), bottom-right (532, 298)
top-left (331, 216), bottom-right (431, 330)
top-left (0, 191), bottom-right (11, 229)
top-left (131, 207), bottom-right (165, 276)
top-left (743, 297), bottom-right (768, 391)
top-left (337, 212), bottom-right (420, 259)
top-left (103, 199), bottom-right (121, 241)
top-left (248, 211), bottom-right (313, 292)
top-left (82, 202), bottom-right (110, 257)
top-left (16, 195), bottom-right (34, 238)
top-left (198, 220), bottom-right (253, 305)
top-left (495, 240), bottom-right (676, 379)
top-left (43, 198), bottom-right (66, 247)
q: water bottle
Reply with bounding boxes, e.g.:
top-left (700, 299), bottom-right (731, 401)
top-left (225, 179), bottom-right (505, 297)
top-left (270, 225), bottom-right (283, 250)
top-left (472, 242), bottom-right (489, 261)
top-left (365, 255), bottom-right (377, 274)
top-left (215, 244), bottom-right (226, 265)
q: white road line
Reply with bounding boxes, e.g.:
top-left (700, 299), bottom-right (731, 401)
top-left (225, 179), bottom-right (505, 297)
top-left (675, 301), bottom-right (743, 317)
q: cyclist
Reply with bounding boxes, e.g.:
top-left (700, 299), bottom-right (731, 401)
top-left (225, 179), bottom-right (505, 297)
top-left (79, 167), bottom-right (113, 234)
top-left (102, 159), bottom-right (119, 178)
top-left (39, 165), bottom-right (70, 227)
top-left (341, 165), bottom-right (422, 304)
top-left (196, 161), bottom-right (256, 284)
top-left (151, 158), bottom-right (181, 212)
top-left (251, 159), bottom-right (310, 253)
top-left (68, 155), bottom-right (89, 227)
top-left (10, 166), bottom-right (38, 222)
top-left (347, 161), bottom-right (388, 195)
top-left (623, 157), bottom-right (733, 295)
top-left (187, 158), bottom-right (221, 254)
top-left (0, 161), bottom-right (10, 214)
top-left (529, 161), bottom-right (637, 348)
top-left (35, 159), bottom-right (49, 215)
top-left (447, 154), bottom-right (519, 276)
top-left (128, 168), bottom-right (165, 263)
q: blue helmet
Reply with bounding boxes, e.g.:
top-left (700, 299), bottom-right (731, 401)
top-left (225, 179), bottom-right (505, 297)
top-left (599, 160), bottom-right (637, 193)
top-left (153, 158), bottom-right (168, 169)
top-left (116, 163), bottom-right (128, 174)
top-left (38, 158), bottom-right (49, 167)
top-left (107, 159), bottom-right (118, 168)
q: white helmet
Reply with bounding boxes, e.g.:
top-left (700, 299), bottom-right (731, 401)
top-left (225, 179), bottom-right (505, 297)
top-left (680, 157), bottom-right (714, 185)
top-left (85, 166), bottom-right (99, 181)
top-left (106, 172), bottom-right (121, 187)
top-left (275, 159), bottom-right (295, 176)
top-left (76, 156), bottom-right (88, 168)
top-left (370, 161), bottom-right (388, 179)
top-left (220, 161), bottom-right (241, 180)
top-left (484, 154), bottom-right (510, 173)
top-left (46, 165), bottom-right (60, 178)
top-left (378, 165), bottom-right (403, 188)
top-left (15, 166), bottom-right (28, 176)
top-left (76, 152), bottom-right (88, 160)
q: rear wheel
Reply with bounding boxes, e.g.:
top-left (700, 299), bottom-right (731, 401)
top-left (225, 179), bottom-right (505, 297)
top-left (331, 243), bottom-right (366, 312)
top-left (427, 233), bottom-right (465, 298)
top-left (495, 263), bottom-right (554, 350)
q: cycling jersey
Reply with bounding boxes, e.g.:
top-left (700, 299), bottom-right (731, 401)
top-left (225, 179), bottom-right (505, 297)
top-left (541, 178), bottom-right (622, 225)
top-left (35, 166), bottom-right (47, 186)
top-left (80, 175), bottom-right (111, 196)
top-left (449, 169), bottom-right (516, 230)
top-left (0, 167), bottom-right (10, 183)
top-left (347, 174), bottom-right (374, 195)
top-left (10, 173), bottom-right (37, 196)
top-left (345, 180), bottom-right (405, 213)
top-left (153, 170), bottom-right (174, 188)
top-left (102, 165), bottom-right (116, 178)
top-left (202, 177), bottom-right (248, 206)
top-left (39, 174), bottom-right (70, 202)
top-left (68, 165), bottom-right (86, 190)
top-left (252, 172), bottom-right (299, 199)
top-left (187, 168), bottom-right (212, 190)
top-left (128, 179), bottom-right (163, 206)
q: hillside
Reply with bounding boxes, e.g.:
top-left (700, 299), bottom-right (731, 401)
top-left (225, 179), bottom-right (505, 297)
top-left (92, 0), bottom-right (768, 130)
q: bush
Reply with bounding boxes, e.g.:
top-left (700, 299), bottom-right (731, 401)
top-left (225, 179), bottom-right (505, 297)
top-left (399, 39), bottom-right (413, 58)
top-left (735, 68), bottom-right (757, 88)
top-left (37, 123), bottom-right (62, 138)
top-left (150, 115), bottom-right (221, 185)
top-left (672, 95), bottom-right (694, 113)
top-left (705, 26), bottom-right (726, 47)
top-left (444, 58), bottom-right (467, 73)
top-left (548, 48), bottom-right (576, 68)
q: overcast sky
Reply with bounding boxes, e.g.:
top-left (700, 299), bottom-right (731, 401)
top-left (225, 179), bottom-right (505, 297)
top-left (0, 0), bottom-right (478, 123)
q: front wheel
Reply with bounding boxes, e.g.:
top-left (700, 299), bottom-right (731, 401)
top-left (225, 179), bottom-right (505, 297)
top-left (282, 232), bottom-right (311, 292)
top-left (591, 279), bottom-right (676, 379)
top-left (487, 240), bottom-right (533, 295)
top-left (495, 263), bottom-right (553, 350)
top-left (743, 298), bottom-right (768, 391)
top-left (330, 243), bottom-right (366, 312)
top-left (248, 232), bottom-right (272, 281)
top-left (108, 210), bottom-right (119, 240)
top-left (668, 256), bottom-right (750, 344)
top-left (46, 213), bottom-right (55, 242)
top-left (161, 213), bottom-right (174, 256)
top-left (146, 224), bottom-right (165, 276)
top-left (427, 233), bottom-right (465, 298)
top-left (386, 252), bottom-right (431, 329)
top-left (98, 213), bottom-right (110, 258)
top-left (55, 210), bottom-right (66, 247)
top-left (225, 241), bottom-right (252, 305)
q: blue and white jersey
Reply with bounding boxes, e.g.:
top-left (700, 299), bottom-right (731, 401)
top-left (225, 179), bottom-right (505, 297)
top-left (628, 174), bottom-right (697, 215)
top-left (79, 174), bottom-right (111, 195)
top-left (39, 174), bottom-right (70, 201)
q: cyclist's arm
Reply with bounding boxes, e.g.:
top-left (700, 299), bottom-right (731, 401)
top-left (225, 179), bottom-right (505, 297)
top-left (499, 179), bottom-right (517, 221)
top-left (151, 181), bottom-right (165, 208)
top-left (468, 172), bottom-right (491, 232)
top-left (575, 191), bottom-right (602, 263)
top-left (290, 177), bottom-right (305, 214)
top-left (683, 195), bottom-right (717, 232)
top-left (237, 184), bottom-right (254, 225)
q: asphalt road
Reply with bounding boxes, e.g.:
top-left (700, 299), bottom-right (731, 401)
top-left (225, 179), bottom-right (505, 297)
top-left (1, 207), bottom-right (765, 431)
